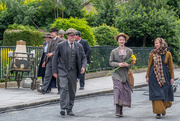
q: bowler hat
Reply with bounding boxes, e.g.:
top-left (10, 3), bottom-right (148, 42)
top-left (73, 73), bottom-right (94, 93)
top-left (65, 28), bottom-right (77, 35)
top-left (58, 29), bottom-right (65, 35)
top-left (114, 33), bottom-right (129, 41)
top-left (50, 28), bottom-right (59, 32)
top-left (43, 33), bottom-right (52, 38)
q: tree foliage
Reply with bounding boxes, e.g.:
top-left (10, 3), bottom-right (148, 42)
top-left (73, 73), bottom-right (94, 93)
top-left (114, 0), bottom-right (180, 63)
top-left (92, 24), bottom-right (119, 46)
top-left (51, 17), bottom-right (96, 46)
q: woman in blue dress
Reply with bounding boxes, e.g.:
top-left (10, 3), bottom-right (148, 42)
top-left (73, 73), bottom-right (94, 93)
top-left (146, 38), bottom-right (174, 119)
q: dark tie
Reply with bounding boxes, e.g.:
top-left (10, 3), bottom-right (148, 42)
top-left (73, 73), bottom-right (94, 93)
top-left (70, 43), bottom-right (73, 49)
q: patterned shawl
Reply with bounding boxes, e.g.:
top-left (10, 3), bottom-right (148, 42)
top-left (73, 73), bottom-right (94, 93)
top-left (151, 38), bottom-right (168, 87)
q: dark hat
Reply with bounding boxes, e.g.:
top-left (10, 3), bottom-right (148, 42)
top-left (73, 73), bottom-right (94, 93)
top-left (65, 28), bottom-right (77, 35)
top-left (50, 28), bottom-right (59, 32)
top-left (76, 31), bottom-right (81, 36)
top-left (58, 29), bottom-right (65, 35)
top-left (43, 33), bottom-right (52, 38)
top-left (114, 33), bottom-right (129, 41)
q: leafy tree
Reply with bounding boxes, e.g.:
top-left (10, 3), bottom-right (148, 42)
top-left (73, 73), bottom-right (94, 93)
top-left (115, 0), bottom-right (180, 63)
top-left (89, 0), bottom-right (120, 26)
top-left (92, 24), bottom-right (119, 46)
top-left (51, 17), bottom-right (96, 46)
top-left (166, 0), bottom-right (180, 18)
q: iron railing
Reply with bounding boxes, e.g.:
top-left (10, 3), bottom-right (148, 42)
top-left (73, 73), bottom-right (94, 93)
top-left (0, 46), bottom-right (156, 79)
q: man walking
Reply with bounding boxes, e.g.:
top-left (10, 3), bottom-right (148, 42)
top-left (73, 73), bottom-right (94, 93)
top-left (58, 29), bottom-right (66, 41)
top-left (37, 28), bottom-right (63, 94)
top-left (52, 28), bottom-right (87, 116)
top-left (76, 31), bottom-right (91, 90)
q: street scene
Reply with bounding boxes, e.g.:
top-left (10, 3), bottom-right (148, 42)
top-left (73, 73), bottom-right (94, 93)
top-left (1, 0), bottom-right (180, 121)
top-left (1, 86), bottom-right (180, 121)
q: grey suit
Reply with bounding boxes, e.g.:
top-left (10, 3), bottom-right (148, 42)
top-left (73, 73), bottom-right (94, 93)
top-left (41, 37), bottom-right (63, 92)
top-left (52, 40), bottom-right (87, 111)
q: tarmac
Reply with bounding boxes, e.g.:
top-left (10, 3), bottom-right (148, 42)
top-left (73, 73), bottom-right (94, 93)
top-left (0, 68), bottom-right (180, 112)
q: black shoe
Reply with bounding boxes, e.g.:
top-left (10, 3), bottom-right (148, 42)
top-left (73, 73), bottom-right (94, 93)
top-left (37, 88), bottom-right (46, 94)
top-left (67, 110), bottom-right (74, 116)
top-left (79, 87), bottom-right (84, 90)
top-left (57, 91), bottom-right (60, 94)
top-left (162, 113), bottom-right (166, 116)
top-left (46, 89), bottom-right (51, 93)
top-left (156, 114), bottom-right (161, 119)
top-left (60, 110), bottom-right (65, 116)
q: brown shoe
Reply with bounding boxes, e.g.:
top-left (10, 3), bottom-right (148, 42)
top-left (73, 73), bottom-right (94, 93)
top-left (116, 104), bottom-right (120, 116)
top-left (119, 106), bottom-right (123, 117)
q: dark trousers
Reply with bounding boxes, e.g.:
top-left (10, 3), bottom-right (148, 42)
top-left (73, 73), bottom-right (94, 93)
top-left (79, 73), bottom-right (85, 87)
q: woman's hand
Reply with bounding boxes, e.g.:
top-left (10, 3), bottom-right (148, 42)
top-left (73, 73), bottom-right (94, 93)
top-left (146, 77), bottom-right (149, 83)
top-left (170, 78), bottom-right (174, 85)
top-left (119, 62), bottom-right (129, 67)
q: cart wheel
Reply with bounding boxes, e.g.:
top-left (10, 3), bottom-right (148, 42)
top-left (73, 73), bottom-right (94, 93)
top-left (31, 66), bottom-right (37, 90)
top-left (5, 64), bottom-right (9, 89)
top-left (17, 74), bottom-right (21, 88)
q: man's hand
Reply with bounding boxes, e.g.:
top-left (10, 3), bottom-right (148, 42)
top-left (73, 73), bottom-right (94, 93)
top-left (42, 62), bottom-right (45, 67)
top-left (81, 67), bottom-right (85, 74)
top-left (47, 53), bottom-right (53, 57)
top-left (53, 73), bottom-right (58, 78)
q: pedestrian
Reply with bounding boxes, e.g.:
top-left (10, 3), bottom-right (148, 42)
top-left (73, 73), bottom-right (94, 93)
top-left (58, 29), bottom-right (66, 41)
top-left (37, 28), bottom-right (63, 94)
top-left (76, 31), bottom-right (91, 90)
top-left (37, 33), bottom-right (52, 86)
top-left (146, 38), bottom-right (174, 119)
top-left (52, 28), bottom-right (87, 116)
top-left (179, 48), bottom-right (180, 55)
top-left (109, 33), bottom-right (133, 117)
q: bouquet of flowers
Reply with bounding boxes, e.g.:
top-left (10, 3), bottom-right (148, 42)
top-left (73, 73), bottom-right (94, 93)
top-left (107, 55), bottom-right (137, 76)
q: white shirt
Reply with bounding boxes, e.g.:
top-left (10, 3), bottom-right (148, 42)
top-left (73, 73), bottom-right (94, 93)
top-left (68, 40), bottom-right (74, 49)
top-left (44, 43), bottom-right (48, 53)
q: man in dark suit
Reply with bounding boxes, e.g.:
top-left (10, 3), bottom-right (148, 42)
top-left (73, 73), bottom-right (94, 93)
top-left (52, 28), bottom-right (87, 116)
top-left (37, 28), bottom-right (63, 94)
top-left (76, 31), bottom-right (91, 90)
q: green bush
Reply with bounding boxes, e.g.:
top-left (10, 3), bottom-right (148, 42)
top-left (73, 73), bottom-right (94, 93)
top-left (3, 30), bottom-right (44, 46)
top-left (92, 24), bottom-right (119, 46)
top-left (51, 17), bottom-right (96, 46)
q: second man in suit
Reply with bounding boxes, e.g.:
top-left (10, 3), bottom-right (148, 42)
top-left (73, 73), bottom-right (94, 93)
top-left (76, 31), bottom-right (91, 90)
top-left (37, 28), bottom-right (63, 94)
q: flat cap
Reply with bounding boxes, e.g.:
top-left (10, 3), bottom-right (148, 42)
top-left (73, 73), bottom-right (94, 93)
top-left (65, 28), bottom-right (77, 35)
top-left (58, 29), bottom-right (65, 35)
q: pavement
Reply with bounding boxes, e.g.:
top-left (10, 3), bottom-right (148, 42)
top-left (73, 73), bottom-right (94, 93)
top-left (0, 68), bottom-right (180, 112)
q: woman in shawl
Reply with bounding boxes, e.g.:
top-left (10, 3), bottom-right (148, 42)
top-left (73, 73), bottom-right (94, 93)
top-left (146, 38), bottom-right (174, 119)
top-left (109, 33), bottom-right (133, 117)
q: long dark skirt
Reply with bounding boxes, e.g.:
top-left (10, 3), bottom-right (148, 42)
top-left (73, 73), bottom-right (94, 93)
top-left (113, 79), bottom-right (131, 107)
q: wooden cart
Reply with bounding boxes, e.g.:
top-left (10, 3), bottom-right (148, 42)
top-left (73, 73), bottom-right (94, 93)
top-left (4, 52), bottom-right (37, 90)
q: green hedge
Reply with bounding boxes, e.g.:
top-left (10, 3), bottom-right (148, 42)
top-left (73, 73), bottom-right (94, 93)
top-left (51, 17), bottom-right (96, 46)
top-left (3, 30), bottom-right (44, 46)
top-left (92, 24), bottom-right (119, 46)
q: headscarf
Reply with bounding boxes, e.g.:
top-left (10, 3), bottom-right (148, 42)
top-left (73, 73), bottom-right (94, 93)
top-left (151, 38), bottom-right (168, 87)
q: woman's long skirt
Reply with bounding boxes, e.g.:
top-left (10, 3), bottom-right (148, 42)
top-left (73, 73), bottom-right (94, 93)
top-left (149, 54), bottom-right (174, 114)
top-left (113, 79), bottom-right (131, 107)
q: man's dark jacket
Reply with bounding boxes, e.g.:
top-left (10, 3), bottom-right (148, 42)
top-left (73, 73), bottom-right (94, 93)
top-left (77, 39), bottom-right (91, 64)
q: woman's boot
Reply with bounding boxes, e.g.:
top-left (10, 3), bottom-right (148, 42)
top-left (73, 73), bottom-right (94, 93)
top-left (116, 104), bottom-right (120, 116)
top-left (119, 106), bottom-right (123, 117)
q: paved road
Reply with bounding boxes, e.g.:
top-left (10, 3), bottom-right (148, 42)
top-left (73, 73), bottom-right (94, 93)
top-left (1, 86), bottom-right (180, 121)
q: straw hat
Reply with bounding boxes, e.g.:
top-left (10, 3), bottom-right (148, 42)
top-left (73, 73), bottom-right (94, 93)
top-left (114, 33), bottom-right (129, 41)
top-left (43, 33), bottom-right (52, 38)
